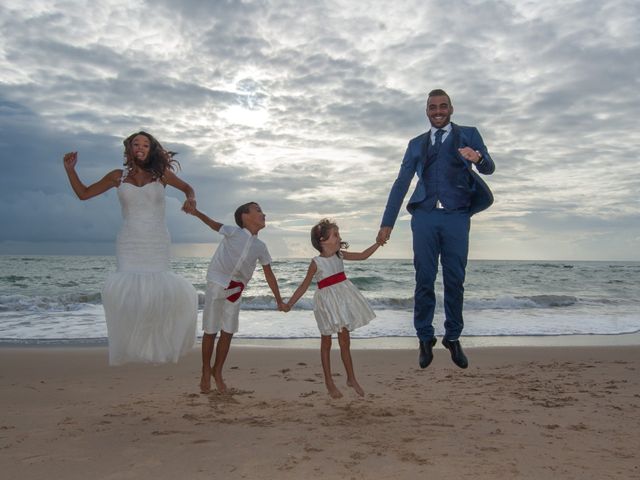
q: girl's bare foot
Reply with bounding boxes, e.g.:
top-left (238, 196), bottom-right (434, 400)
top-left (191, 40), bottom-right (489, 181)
top-left (212, 370), bottom-right (228, 394)
top-left (326, 383), bottom-right (343, 399)
top-left (347, 379), bottom-right (365, 397)
top-left (200, 368), bottom-right (212, 394)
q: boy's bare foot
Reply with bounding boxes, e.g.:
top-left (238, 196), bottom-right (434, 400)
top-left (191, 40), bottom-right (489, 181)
top-left (212, 371), bottom-right (228, 394)
top-left (200, 369), bottom-right (212, 394)
top-left (347, 379), bottom-right (365, 397)
top-left (326, 383), bottom-right (343, 399)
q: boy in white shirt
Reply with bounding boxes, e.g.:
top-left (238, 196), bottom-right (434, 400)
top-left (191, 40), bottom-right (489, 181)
top-left (190, 202), bottom-right (285, 394)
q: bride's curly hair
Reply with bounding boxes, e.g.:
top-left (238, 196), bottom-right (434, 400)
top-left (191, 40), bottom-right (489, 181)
top-left (123, 131), bottom-right (180, 179)
top-left (311, 218), bottom-right (349, 257)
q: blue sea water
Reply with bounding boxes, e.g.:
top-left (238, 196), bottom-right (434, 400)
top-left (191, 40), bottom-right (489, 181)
top-left (1, 256), bottom-right (639, 344)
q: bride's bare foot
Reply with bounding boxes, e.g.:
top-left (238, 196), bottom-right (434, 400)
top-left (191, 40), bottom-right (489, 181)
top-left (200, 368), bottom-right (211, 394)
top-left (347, 379), bottom-right (365, 397)
top-left (326, 382), bottom-right (343, 399)
top-left (212, 370), bottom-right (228, 394)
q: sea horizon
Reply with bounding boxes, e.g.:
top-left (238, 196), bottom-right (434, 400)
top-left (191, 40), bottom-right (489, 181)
top-left (3, 252), bottom-right (640, 262)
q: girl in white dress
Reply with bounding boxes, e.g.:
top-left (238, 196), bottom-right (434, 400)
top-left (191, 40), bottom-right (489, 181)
top-left (285, 219), bottom-right (383, 398)
top-left (63, 132), bottom-right (198, 365)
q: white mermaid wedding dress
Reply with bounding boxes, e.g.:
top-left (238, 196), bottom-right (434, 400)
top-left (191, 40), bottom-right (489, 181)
top-left (102, 180), bottom-right (197, 365)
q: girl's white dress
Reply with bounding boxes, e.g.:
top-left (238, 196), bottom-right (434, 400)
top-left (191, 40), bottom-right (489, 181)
top-left (102, 179), bottom-right (197, 365)
top-left (312, 255), bottom-right (375, 335)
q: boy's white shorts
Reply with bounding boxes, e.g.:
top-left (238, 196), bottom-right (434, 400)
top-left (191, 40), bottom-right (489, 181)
top-left (202, 281), bottom-right (242, 334)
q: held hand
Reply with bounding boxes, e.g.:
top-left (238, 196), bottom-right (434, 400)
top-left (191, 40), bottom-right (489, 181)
top-left (458, 147), bottom-right (482, 163)
top-left (376, 227), bottom-right (392, 245)
top-left (181, 197), bottom-right (197, 214)
top-left (279, 301), bottom-right (291, 313)
top-left (63, 152), bottom-right (78, 171)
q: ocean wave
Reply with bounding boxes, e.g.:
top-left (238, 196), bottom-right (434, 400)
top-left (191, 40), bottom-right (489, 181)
top-left (525, 263), bottom-right (574, 269)
top-left (1, 275), bottom-right (30, 283)
top-left (0, 293), bottom-right (590, 313)
top-left (466, 295), bottom-right (578, 310)
top-left (0, 293), bottom-right (102, 312)
top-left (220, 294), bottom-right (580, 311)
top-left (348, 276), bottom-right (389, 288)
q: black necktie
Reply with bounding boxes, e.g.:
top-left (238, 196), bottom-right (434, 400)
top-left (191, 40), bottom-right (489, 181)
top-left (433, 129), bottom-right (444, 153)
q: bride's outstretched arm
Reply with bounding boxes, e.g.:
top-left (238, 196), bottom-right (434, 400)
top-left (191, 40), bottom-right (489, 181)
top-left (63, 151), bottom-right (120, 200)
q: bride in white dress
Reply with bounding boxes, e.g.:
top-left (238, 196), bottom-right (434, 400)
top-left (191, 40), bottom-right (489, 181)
top-left (63, 132), bottom-right (198, 365)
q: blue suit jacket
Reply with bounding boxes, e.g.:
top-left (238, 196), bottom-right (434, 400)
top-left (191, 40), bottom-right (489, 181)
top-left (381, 123), bottom-right (495, 227)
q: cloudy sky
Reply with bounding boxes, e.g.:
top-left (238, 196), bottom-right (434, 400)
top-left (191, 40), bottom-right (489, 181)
top-left (1, 0), bottom-right (639, 260)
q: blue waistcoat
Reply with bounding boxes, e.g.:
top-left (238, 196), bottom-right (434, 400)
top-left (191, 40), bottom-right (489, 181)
top-left (421, 133), bottom-right (473, 211)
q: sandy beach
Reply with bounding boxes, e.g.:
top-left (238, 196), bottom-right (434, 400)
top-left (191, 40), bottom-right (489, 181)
top-left (1, 341), bottom-right (639, 479)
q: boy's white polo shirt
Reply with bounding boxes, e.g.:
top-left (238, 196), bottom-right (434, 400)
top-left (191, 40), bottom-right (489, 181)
top-left (206, 224), bottom-right (272, 287)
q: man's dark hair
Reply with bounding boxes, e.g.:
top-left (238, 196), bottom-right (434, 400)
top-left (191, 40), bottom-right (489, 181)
top-left (427, 89), bottom-right (452, 105)
top-left (234, 202), bottom-right (258, 228)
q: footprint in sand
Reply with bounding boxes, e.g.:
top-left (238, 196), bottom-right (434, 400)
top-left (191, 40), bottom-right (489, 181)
top-left (299, 390), bottom-right (319, 398)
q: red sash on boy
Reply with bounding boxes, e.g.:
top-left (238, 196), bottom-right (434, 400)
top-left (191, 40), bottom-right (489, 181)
top-left (225, 280), bottom-right (245, 302)
top-left (318, 272), bottom-right (347, 289)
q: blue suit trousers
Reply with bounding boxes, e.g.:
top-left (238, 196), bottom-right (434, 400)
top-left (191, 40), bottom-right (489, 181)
top-left (411, 206), bottom-right (470, 342)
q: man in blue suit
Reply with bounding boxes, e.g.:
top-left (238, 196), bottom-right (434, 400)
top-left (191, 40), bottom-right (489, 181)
top-left (377, 89), bottom-right (495, 369)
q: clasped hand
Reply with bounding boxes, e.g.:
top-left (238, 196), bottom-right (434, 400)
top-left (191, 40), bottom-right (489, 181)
top-left (181, 198), bottom-right (197, 214)
top-left (278, 301), bottom-right (291, 313)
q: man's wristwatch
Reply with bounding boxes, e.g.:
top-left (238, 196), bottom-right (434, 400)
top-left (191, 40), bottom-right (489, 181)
top-left (475, 150), bottom-right (485, 165)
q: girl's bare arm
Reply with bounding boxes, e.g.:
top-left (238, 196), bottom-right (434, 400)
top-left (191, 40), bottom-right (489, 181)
top-left (341, 242), bottom-right (382, 261)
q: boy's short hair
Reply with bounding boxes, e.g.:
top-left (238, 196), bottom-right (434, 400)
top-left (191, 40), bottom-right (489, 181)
top-left (234, 202), bottom-right (258, 228)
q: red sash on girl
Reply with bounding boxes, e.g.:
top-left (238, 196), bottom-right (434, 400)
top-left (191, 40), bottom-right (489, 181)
top-left (225, 280), bottom-right (245, 303)
top-left (318, 272), bottom-right (347, 289)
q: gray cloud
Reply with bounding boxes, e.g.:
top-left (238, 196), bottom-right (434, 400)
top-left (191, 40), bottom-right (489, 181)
top-left (1, 0), bottom-right (639, 260)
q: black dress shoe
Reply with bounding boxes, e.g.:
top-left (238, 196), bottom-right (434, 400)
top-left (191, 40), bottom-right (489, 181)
top-left (418, 337), bottom-right (437, 369)
top-left (442, 338), bottom-right (468, 369)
